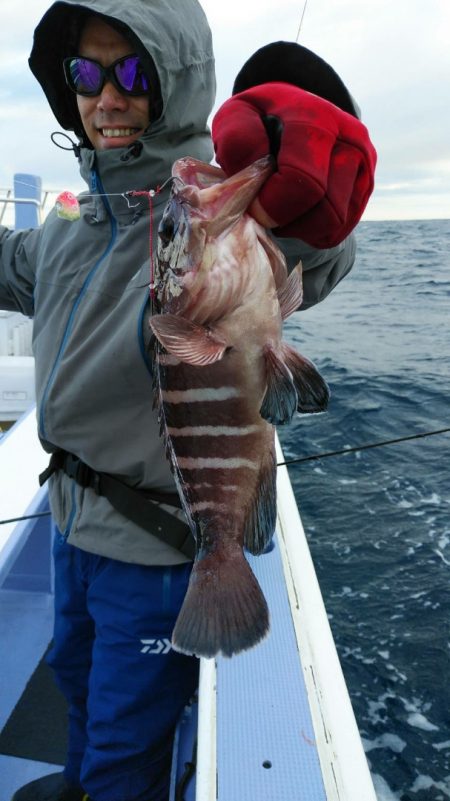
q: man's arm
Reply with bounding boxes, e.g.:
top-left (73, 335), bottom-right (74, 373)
top-left (271, 230), bottom-right (356, 310)
top-left (0, 225), bottom-right (40, 315)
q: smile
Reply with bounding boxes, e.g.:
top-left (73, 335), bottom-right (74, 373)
top-left (100, 127), bottom-right (141, 137)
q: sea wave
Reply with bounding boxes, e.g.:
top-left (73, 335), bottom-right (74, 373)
top-left (279, 219), bottom-right (450, 800)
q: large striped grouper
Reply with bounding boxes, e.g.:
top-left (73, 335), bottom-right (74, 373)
top-left (150, 156), bottom-right (329, 658)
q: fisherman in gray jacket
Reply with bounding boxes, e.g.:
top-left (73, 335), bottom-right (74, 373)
top-left (0, 1), bottom-right (376, 799)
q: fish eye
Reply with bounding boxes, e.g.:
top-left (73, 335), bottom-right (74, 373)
top-left (158, 216), bottom-right (174, 247)
top-left (158, 200), bottom-right (180, 247)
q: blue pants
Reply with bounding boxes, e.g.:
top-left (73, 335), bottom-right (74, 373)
top-left (47, 535), bottom-right (198, 801)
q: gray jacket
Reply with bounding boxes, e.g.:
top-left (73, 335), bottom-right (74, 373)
top-left (0, 0), bottom-right (356, 565)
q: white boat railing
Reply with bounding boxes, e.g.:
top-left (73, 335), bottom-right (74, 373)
top-left (0, 174), bottom-right (62, 229)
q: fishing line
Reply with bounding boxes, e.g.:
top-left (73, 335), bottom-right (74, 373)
top-left (296, 0), bottom-right (309, 42)
top-left (130, 188), bottom-right (159, 303)
top-left (277, 426), bottom-right (450, 467)
top-left (7, 175), bottom-right (175, 206)
top-left (2, 427), bottom-right (449, 526)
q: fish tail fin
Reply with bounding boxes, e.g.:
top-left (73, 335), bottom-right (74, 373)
top-left (172, 546), bottom-right (269, 658)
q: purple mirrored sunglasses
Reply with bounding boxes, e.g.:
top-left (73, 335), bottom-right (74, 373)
top-left (63, 54), bottom-right (150, 97)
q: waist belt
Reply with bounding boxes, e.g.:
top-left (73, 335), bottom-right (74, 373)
top-left (39, 449), bottom-right (195, 560)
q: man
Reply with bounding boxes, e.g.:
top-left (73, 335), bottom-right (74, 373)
top-left (1, 1), bottom-right (376, 799)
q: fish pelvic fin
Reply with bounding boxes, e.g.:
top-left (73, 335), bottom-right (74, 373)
top-left (281, 342), bottom-right (330, 413)
top-left (244, 444), bottom-right (277, 555)
top-left (150, 314), bottom-right (228, 365)
top-left (260, 344), bottom-right (298, 425)
top-left (171, 545), bottom-right (269, 658)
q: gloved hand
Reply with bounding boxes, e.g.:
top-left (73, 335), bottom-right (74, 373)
top-left (212, 81), bottom-right (377, 249)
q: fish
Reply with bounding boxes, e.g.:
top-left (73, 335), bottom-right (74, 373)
top-left (149, 156), bottom-right (329, 658)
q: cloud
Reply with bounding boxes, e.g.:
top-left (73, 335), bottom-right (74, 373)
top-left (1, 0), bottom-right (449, 221)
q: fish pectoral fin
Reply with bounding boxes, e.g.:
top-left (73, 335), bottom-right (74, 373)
top-left (281, 342), bottom-right (330, 413)
top-left (171, 545), bottom-right (269, 658)
top-left (150, 314), bottom-right (228, 365)
top-left (278, 262), bottom-right (304, 319)
top-left (260, 344), bottom-right (298, 425)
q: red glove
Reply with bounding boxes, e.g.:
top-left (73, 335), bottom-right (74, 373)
top-left (212, 82), bottom-right (377, 249)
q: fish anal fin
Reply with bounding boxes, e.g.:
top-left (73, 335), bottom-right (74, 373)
top-left (278, 262), bottom-right (303, 319)
top-left (150, 314), bottom-right (227, 365)
top-left (281, 342), bottom-right (330, 413)
top-left (171, 546), bottom-right (269, 658)
top-left (244, 445), bottom-right (277, 555)
top-left (260, 344), bottom-right (298, 425)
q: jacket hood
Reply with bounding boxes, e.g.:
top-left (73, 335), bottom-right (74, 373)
top-left (29, 0), bottom-right (216, 153)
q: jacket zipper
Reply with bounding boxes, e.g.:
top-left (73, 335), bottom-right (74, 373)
top-left (39, 169), bottom-right (118, 439)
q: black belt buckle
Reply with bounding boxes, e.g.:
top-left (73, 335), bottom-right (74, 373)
top-left (65, 453), bottom-right (99, 492)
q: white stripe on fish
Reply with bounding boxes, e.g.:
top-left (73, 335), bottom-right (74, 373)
top-left (161, 387), bottom-right (242, 403)
top-left (176, 456), bottom-right (259, 470)
top-left (189, 501), bottom-right (229, 513)
top-left (166, 424), bottom-right (260, 437)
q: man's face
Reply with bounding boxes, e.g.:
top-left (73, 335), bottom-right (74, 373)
top-left (76, 17), bottom-right (150, 151)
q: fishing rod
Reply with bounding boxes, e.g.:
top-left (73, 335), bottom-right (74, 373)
top-left (277, 426), bottom-right (450, 467)
top-left (1, 426), bottom-right (449, 526)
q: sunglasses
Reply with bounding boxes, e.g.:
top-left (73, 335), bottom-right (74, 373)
top-left (63, 54), bottom-right (150, 97)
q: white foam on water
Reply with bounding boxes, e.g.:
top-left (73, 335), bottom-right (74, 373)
top-left (433, 740), bottom-right (450, 752)
top-left (421, 492), bottom-right (442, 505)
top-left (438, 532), bottom-right (450, 549)
top-left (367, 693), bottom-right (396, 726)
top-left (371, 773), bottom-right (401, 801)
top-left (410, 773), bottom-right (450, 797)
top-left (363, 733), bottom-right (407, 754)
top-left (434, 549), bottom-right (450, 566)
top-left (407, 712), bottom-right (439, 732)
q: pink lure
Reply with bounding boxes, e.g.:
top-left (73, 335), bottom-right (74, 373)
top-left (55, 191), bottom-right (80, 221)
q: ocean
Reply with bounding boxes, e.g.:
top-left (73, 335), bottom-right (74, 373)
top-left (278, 219), bottom-right (450, 801)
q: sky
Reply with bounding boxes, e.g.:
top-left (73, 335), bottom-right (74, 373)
top-left (1, 0), bottom-right (449, 221)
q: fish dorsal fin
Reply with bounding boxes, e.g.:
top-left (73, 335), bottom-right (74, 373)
top-left (277, 262), bottom-right (303, 319)
top-left (173, 156), bottom-right (274, 237)
top-left (256, 229), bottom-right (288, 290)
top-left (150, 314), bottom-right (228, 366)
